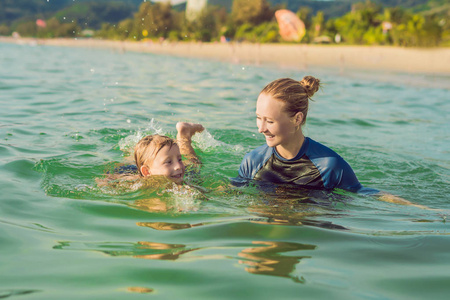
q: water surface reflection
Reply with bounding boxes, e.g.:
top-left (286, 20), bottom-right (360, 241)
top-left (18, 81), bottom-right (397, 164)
top-left (54, 220), bottom-right (318, 284)
top-left (238, 241), bottom-right (316, 283)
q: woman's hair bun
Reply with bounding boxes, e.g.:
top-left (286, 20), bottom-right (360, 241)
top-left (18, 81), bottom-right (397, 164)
top-left (300, 76), bottom-right (320, 98)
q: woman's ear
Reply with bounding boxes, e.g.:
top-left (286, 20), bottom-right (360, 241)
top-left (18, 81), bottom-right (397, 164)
top-left (140, 166), bottom-right (151, 177)
top-left (294, 112), bottom-right (304, 126)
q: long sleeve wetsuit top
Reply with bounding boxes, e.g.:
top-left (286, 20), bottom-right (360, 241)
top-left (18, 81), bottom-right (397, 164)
top-left (238, 137), bottom-right (375, 193)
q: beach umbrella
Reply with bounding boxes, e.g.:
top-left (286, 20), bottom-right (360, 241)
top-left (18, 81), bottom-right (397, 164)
top-left (275, 9), bottom-right (305, 42)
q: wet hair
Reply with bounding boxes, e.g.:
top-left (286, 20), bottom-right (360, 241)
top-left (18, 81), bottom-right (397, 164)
top-left (260, 76), bottom-right (321, 125)
top-left (134, 134), bottom-right (176, 176)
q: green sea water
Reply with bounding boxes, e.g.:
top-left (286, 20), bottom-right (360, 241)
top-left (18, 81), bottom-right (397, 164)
top-left (0, 42), bottom-right (449, 299)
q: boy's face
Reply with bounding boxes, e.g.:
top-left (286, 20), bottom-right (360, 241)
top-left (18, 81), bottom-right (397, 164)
top-left (147, 144), bottom-right (185, 184)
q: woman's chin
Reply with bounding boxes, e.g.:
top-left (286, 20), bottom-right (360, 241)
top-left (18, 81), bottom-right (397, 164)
top-left (265, 137), bottom-right (278, 147)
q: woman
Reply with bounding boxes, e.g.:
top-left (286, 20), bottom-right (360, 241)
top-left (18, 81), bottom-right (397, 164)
top-left (238, 76), bottom-right (373, 193)
top-left (237, 76), bottom-right (436, 210)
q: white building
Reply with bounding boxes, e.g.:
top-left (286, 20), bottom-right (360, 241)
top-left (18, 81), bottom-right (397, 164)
top-left (186, 0), bottom-right (208, 22)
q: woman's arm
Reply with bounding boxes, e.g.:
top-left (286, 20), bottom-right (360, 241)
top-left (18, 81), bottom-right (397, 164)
top-left (377, 192), bottom-right (437, 210)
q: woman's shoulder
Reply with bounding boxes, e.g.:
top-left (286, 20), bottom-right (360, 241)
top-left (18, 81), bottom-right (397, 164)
top-left (243, 144), bottom-right (273, 161)
top-left (306, 137), bottom-right (342, 159)
top-left (305, 137), bottom-right (351, 172)
top-left (239, 144), bottom-right (274, 178)
top-left (306, 137), bottom-right (356, 173)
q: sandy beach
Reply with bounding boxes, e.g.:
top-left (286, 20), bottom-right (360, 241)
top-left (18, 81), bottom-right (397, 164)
top-left (1, 36), bottom-right (450, 75)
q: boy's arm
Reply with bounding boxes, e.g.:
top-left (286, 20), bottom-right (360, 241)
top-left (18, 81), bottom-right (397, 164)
top-left (176, 122), bottom-right (204, 165)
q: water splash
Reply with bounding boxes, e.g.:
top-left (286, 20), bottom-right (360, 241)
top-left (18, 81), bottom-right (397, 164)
top-left (118, 118), bottom-right (166, 155)
top-left (193, 130), bottom-right (244, 153)
top-left (164, 184), bottom-right (203, 212)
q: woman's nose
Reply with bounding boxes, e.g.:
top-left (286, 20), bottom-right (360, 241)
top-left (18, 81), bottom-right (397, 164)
top-left (258, 121), bottom-right (266, 133)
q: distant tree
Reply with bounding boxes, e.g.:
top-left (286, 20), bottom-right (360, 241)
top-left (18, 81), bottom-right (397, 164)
top-left (297, 7), bottom-right (312, 29)
top-left (384, 6), bottom-right (409, 24)
top-left (184, 6), bottom-right (226, 42)
top-left (312, 11), bottom-right (325, 37)
top-left (0, 25), bottom-right (11, 36)
top-left (390, 13), bottom-right (442, 46)
top-left (116, 18), bottom-right (135, 40)
top-left (131, 2), bottom-right (175, 40)
top-left (235, 21), bottom-right (279, 43)
top-left (16, 21), bottom-right (38, 37)
top-left (296, 7), bottom-right (313, 43)
top-left (231, 0), bottom-right (273, 26)
top-left (96, 23), bottom-right (116, 39)
top-left (333, 1), bottom-right (383, 44)
top-left (37, 18), bottom-right (79, 38)
top-left (15, 17), bottom-right (79, 38)
top-left (330, 1), bottom-right (442, 46)
top-left (324, 18), bottom-right (338, 40)
top-left (54, 2), bottom-right (134, 29)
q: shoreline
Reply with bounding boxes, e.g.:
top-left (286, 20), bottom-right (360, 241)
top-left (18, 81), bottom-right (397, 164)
top-left (2, 36), bottom-right (450, 75)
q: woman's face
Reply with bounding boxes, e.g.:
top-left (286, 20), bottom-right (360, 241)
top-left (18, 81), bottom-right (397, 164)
top-left (256, 93), bottom-right (298, 149)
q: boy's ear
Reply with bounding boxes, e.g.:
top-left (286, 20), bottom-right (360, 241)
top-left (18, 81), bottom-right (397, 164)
top-left (140, 166), bottom-right (150, 176)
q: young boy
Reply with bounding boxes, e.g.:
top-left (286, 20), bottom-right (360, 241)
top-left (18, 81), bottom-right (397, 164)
top-left (97, 122), bottom-right (204, 190)
top-left (133, 122), bottom-right (204, 184)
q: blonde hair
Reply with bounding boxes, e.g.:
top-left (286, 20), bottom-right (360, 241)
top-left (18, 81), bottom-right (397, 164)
top-left (260, 76), bottom-right (321, 125)
top-left (134, 135), bottom-right (176, 176)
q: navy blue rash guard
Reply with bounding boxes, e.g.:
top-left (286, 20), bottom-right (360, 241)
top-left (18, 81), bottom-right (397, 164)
top-left (115, 164), bottom-right (138, 174)
top-left (237, 137), bottom-right (378, 194)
